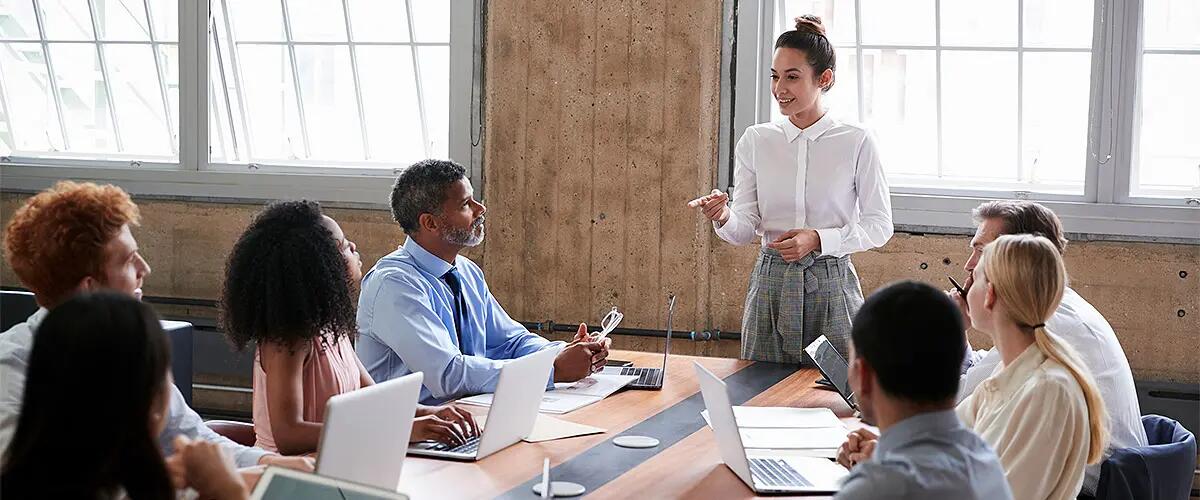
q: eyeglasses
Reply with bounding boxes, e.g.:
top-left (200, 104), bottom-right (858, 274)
top-left (595, 306), bottom-right (624, 341)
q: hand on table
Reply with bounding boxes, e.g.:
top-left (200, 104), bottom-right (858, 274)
top-left (169, 435), bottom-right (247, 500)
top-left (257, 454), bottom-right (315, 473)
top-left (412, 403), bottom-right (479, 446)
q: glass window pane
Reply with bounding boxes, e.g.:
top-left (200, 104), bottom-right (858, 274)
top-left (0, 0), bottom-right (41, 39)
top-left (347, 0), bottom-right (410, 42)
top-left (417, 45), bottom-right (448, 159)
top-left (778, 0), bottom-right (856, 46)
top-left (859, 0), bottom-right (935, 46)
top-left (863, 49), bottom-right (937, 178)
top-left (146, 0), bottom-right (177, 40)
top-left (284, 0), bottom-right (346, 42)
top-left (1134, 55), bottom-right (1200, 196)
top-left (941, 51), bottom-right (1017, 181)
top-left (293, 45), bottom-right (362, 159)
top-left (940, 0), bottom-right (1016, 47)
top-left (1023, 0), bottom-right (1092, 48)
top-left (158, 44), bottom-right (177, 147)
top-left (409, 0), bottom-right (448, 43)
top-left (0, 42), bottom-right (64, 151)
top-left (48, 43), bottom-right (117, 152)
top-left (94, 0), bottom-right (150, 41)
top-left (237, 44), bottom-right (303, 159)
top-left (41, 0), bottom-right (96, 40)
top-left (230, 0), bottom-right (285, 41)
top-left (1144, 0), bottom-right (1200, 50)
top-left (104, 44), bottom-right (171, 155)
top-left (356, 46), bottom-right (424, 161)
top-left (1022, 52), bottom-right (1089, 186)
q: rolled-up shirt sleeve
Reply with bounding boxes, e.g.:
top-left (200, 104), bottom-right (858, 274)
top-left (816, 132), bottom-right (893, 256)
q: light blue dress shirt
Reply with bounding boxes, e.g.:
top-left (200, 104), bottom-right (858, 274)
top-left (834, 409), bottom-right (1012, 500)
top-left (356, 237), bottom-right (560, 405)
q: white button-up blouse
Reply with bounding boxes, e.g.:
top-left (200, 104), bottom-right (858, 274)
top-left (714, 113), bottom-right (893, 258)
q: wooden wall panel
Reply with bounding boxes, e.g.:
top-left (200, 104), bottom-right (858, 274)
top-left (480, 0), bottom-right (529, 318)
top-left (552, 0), bottom-right (597, 323)
top-left (590, 0), bottom-right (632, 318)
top-left (519, 0), bottom-right (560, 322)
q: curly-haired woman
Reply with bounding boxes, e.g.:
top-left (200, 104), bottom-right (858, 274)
top-left (221, 200), bottom-right (478, 456)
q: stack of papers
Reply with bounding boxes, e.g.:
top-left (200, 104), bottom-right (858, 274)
top-left (701, 406), bottom-right (848, 451)
top-left (459, 373), bottom-right (637, 414)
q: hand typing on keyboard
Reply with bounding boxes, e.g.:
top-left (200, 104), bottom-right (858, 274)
top-left (411, 403), bottom-right (481, 446)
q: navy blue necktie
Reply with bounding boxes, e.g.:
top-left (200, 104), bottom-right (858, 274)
top-left (441, 268), bottom-right (468, 352)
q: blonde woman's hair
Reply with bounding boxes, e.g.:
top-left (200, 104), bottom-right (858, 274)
top-left (982, 234), bottom-right (1109, 464)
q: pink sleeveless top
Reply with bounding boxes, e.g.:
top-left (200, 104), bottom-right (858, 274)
top-left (252, 335), bottom-right (362, 453)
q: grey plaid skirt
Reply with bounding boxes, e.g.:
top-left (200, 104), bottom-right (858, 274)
top-left (740, 247), bottom-right (864, 364)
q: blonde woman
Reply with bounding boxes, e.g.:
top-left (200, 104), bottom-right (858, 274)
top-left (958, 234), bottom-right (1108, 500)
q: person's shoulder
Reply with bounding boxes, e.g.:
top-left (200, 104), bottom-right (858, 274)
top-left (836, 460), bottom-right (912, 499)
top-left (0, 322), bottom-right (34, 363)
top-left (1031, 357), bottom-right (1089, 405)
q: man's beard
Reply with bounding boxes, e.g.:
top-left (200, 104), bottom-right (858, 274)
top-left (444, 215), bottom-right (485, 247)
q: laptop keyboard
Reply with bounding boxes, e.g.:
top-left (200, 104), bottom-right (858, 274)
top-left (620, 367), bottom-right (663, 386)
top-left (429, 435), bottom-right (481, 455)
top-left (749, 458), bottom-right (812, 488)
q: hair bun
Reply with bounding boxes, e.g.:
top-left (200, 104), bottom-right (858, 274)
top-left (794, 14), bottom-right (826, 36)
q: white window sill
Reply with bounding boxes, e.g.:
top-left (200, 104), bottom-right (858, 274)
top-left (2, 163), bottom-right (1197, 243)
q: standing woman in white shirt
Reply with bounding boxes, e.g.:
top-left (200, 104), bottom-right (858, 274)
top-left (957, 234), bottom-right (1108, 500)
top-left (688, 15), bottom-right (892, 362)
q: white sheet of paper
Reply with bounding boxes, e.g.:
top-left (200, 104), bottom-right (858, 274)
top-left (457, 374), bottom-right (636, 414)
top-left (739, 427), bottom-right (847, 450)
top-left (700, 406), bottom-right (844, 428)
top-left (552, 373), bottom-right (638, 398)
top-left (476, 414), bottom-right (606, 443)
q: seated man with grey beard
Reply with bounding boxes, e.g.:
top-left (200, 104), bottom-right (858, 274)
top-left (355, 159), bottom-right (610, 405)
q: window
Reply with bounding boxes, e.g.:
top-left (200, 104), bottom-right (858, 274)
top-left (208, 0), bottom-right (450, 168)
top-left (1, 0), bottom-right (482, 202)
top-left (1132, 1), bottom-right (1200, 198)
top-left (728, 0), bottom-right (1199, 240)
top-left (0, 0), bottom-right (179, 161)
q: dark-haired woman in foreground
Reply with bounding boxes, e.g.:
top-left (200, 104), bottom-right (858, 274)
top-left (689, 15), bottom-right (892, 363)
top-left (1, 292), bottom-right (246, 499)
top-left (222, 200), bottom-right (477, 456)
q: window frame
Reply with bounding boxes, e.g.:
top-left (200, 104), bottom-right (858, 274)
top-left (722, 0), bottom-right (1199, 241)
top-left (1, 0), bottom-right (485, 206)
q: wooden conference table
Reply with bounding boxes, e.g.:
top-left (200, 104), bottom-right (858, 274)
top-left (396, 350), bottom-right (863, 499)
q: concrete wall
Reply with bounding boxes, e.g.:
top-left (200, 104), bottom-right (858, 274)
top-left (2, 0), bottom-right (1197, 384)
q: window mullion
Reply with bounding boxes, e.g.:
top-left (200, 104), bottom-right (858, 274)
top-left (142, 0), bottom-right (177, 155)
top-left (853, 0), bottom-right (864, 124)
top-left (85, 0), bottom-right (126, 152)
top-left (30, 0), bottom-right (71, 151)
top-left (934, 0), bottom-right (943, 179)
top-left (1112, 0), bottom-right (1143, 204)
top-left (340, 0), bottom-right (371, 160)
top-left (1016, 0), bottom-right (1025, 184)
top-left (403, 0), bottom-right (430, 158)
top-left (216, 0), bottom-right (253, 161)
top-left (0, 62), bottom-right (16, 149)
top-left (278, 0), bottom-right (312, 159)
top-left (178, 0), bottom-right (207, 171)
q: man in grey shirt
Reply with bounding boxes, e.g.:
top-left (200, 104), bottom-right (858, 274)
top-left (833, 281), bottom-right (1011, 500)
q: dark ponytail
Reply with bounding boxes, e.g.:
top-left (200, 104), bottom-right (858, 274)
top-left (775, 14), bottom-right (836, 91)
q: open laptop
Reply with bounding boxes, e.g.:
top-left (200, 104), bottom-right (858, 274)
top-left (251, 466), bottom-right (409, 500)
top-left (694, 362), bottom-right (848, 495)
top-left (803, 335), bottom-right (857, 411)
top-left (407, 346), bottom-right (558, 461)
top-left (316, 372), bottom-right (423, 493)
top-left (600, 294), bottom-right (675, 390)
